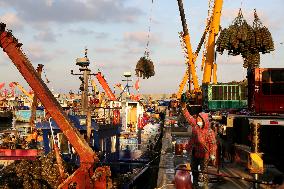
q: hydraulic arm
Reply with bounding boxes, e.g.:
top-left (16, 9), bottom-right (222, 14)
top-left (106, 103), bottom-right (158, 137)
top-left (10, 82), bottom-right (33, 99)
top-left (177, 0), bottom-right (199, 92)
top-left (96, 72), bottom-right (116, 101)
top-left (202, 0), bottom-right (223, 84)
top-left (0, 23), bottom-right (98, 188)
top-left (177, 70), bottom-right (189, 99)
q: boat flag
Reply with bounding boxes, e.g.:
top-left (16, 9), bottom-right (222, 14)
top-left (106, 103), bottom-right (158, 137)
top-left (0, 82), bottom-right (5, 90)
top-left (135, 79), bottom-right (140, 92)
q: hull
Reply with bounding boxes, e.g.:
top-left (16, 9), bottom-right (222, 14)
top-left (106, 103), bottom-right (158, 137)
top-left (15, 110), bottom-right (45, 122)
top-left (0, 110), bottom-right (13, 122)
top-left (0, 149), bottom-right (43, 160)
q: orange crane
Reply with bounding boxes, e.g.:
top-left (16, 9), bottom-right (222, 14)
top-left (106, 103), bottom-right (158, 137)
top-left (0, 23), bottom-right (108, 188)
top-left (96, 72), bottom-right (116, 101)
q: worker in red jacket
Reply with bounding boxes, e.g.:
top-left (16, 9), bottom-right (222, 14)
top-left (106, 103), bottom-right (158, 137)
top-left (181, 102), bottom-right (217, 189)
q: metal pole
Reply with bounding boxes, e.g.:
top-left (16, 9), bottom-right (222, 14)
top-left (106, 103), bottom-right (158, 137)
top-left (86, 109), bottom-right (91, 144)
top-left (81, 69), bottom-right (90, 114)
top-left (252, 122), bottom-right (260, 189)
top-left (30, 64), bottom-right (43, 127)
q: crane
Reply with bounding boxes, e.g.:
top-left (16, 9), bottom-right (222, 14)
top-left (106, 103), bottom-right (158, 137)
top-left (9, 81), bottom-right (33, 99)
top-left (95, 72), bottom-right (116, 101)
top-left (0, 23), bottom-right (108, 188)
top-left (177, 0), bottom-right (200, 93)
top-left (202, 0), bottom-right (223, 84)
top-left (176, 0), bottom-right (223, 99)
top-left (177, 70), bottom-right (189, 99)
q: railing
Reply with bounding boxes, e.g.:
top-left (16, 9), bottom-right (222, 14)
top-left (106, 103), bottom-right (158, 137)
top-left (92, 106), bottom-right (121, 125)
top-left (68, 106), bottom-right (121, 125)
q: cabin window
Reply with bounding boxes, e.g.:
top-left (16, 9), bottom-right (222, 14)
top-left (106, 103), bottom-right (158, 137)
top-left (262, 70), bottom-right (270, 82)
top-left (271, 70), bottom-right (284, 82)
top-left (212, 86), bottom-right (218, 100)
top-left (241, 85), bottom-right (247, 100)
top-left (271, 83), bottom-right (284, 95)
top-left (262, 83), bottom-right (270, 95)
top-left (222, 86), bottom-right (226, 100)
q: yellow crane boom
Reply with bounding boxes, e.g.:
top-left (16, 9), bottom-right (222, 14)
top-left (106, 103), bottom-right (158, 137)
top-left (202, 0), bottom-right (223, 84)
top-left (177, 0), bottom-right (199, 92)
top-left (11, 82), bottom-right (33, 99)
top-left (177, 70), bottom-right (189, 99)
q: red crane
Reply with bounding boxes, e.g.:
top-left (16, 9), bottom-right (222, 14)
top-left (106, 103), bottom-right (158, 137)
top-left (96, 72), bottom-right (116, 101)
top-left (0, 23), bottom-right (108, 189)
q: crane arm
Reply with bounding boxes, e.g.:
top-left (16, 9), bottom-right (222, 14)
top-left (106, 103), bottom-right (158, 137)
top-left (96, 72), bottom-right (116, 101)
top-left (177, 0), bottom-right (199, 92)
top-left (177, 18), bottom-right (212, 98)
top-left (202, 0), bottom-right (223, 84)
top-left (0, 24), bottom-right (95, 165)
top-left (11, 82), bottom-right (33, 99)
top-left (177, 70), bottom-right (189, 99)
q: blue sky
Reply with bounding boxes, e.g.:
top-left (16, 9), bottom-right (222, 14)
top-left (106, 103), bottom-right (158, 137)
top-left (0, 0), bottom-right (283, 95)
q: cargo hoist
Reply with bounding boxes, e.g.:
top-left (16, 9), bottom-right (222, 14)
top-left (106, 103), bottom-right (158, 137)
top-left (176, 0), bottom-right (223, 100)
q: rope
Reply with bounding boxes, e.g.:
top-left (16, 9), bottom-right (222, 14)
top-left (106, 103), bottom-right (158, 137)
top-left (144, 0), bottom-right (154, 59)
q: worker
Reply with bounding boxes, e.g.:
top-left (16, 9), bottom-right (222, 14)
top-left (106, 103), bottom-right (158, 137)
top-left (181, 102), bottom-right (217, 189)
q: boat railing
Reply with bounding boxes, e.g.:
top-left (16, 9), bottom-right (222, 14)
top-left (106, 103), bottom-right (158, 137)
top-left (92, 106), bottom-right (122, 125)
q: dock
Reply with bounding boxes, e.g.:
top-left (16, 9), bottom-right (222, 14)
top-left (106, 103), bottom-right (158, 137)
top-left (156, 115), bottom-right (282, 189)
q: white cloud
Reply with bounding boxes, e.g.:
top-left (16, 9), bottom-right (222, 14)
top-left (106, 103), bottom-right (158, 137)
top-left (21, 44), bottom-right (66, 63)
top-left (0, 0), bottom-right (143, 24)
top-left (34, 30), bottom-right (57, 42)
top-left (0, 12), bottom-right (24, 30)
top-left (94, 47), bottom-right (116, 54)
top-left (45, 0), bottom-right (54, 7)
top-left (123, 31), bottom-right (158, 46)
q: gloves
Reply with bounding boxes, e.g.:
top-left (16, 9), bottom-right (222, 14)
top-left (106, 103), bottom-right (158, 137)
top-left (210, 155), bottom-right (216, 161)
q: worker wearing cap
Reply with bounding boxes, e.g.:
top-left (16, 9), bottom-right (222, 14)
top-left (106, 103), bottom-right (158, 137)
top-left (181, 101), bottom-right (217, 189)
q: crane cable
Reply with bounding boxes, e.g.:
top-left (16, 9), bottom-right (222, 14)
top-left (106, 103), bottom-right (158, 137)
top-left (43, 67), bottom-right (50, 83)
top-left (144, 0), bottom-right (154, 59)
